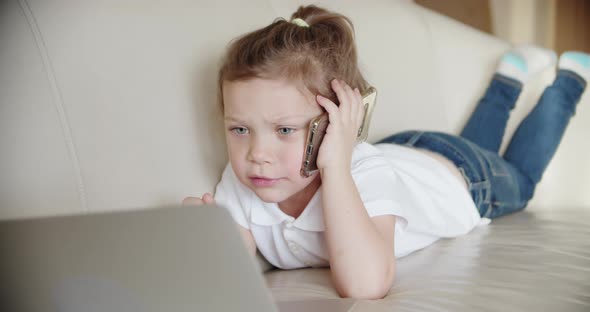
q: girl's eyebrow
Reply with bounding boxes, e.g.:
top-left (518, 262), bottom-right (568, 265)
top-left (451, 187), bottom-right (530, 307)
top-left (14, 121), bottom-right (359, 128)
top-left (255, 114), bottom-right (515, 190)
top-left (224, 115), bottom-right (309, 123)
top-left (276, 115), bottom-right (308, 121)
top-left (224, 116), bottom-right (244, 122)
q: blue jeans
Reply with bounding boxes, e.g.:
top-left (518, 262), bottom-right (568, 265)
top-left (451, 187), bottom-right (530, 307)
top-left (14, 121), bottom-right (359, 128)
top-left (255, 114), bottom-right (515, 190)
top-left (376, 70), bottom-right (586, 219)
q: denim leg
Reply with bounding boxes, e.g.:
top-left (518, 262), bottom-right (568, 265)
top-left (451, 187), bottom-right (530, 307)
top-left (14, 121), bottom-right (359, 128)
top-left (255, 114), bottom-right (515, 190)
top-left (460, 74), bottom-right (523, 153)
top-left (377, 70), bottom-right (586, 219)
top-left (503, 70), bottom-right (587, 188)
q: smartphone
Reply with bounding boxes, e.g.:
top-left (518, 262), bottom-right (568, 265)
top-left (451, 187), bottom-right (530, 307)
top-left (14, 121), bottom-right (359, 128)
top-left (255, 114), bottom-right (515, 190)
top-left (300, 86), bottom-right (378, 177)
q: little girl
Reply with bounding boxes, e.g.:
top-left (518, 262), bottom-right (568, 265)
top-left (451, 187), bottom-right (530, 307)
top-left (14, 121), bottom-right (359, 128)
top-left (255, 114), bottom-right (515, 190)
top-left (183, 5), bottom-right (589, 299)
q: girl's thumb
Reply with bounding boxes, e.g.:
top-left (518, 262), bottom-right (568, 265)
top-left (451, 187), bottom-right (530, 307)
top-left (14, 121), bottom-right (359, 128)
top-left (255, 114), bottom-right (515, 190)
top-left (203, 192), bottom-right (214, 203)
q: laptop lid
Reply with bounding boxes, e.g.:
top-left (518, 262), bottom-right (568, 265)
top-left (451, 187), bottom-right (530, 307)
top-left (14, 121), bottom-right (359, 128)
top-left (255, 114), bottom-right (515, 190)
top-left (0, 204), bottom-right (278, 312)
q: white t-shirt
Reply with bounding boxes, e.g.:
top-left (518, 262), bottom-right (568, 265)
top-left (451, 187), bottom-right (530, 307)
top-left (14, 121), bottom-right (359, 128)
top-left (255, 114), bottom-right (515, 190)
top-left (214, 142), bottom-right (490, 270)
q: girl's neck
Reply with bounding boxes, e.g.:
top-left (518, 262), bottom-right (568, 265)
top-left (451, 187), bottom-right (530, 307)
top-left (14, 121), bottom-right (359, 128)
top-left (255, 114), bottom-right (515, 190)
top-left (278, 174), bottom-right (322, 219)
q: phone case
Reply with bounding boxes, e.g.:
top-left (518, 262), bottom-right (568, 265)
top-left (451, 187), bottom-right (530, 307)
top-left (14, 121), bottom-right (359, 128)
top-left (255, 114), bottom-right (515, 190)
top-left (300, 86), bottom-right (377, 177)
top-left (357, 86), bottom-right (377, 142)
top-left (300, 113), bottom-right (329, 177)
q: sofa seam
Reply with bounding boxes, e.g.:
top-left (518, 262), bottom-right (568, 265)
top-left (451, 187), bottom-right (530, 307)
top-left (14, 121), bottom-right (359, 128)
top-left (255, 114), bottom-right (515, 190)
top-left (18, 0), bottom-right (88, 212)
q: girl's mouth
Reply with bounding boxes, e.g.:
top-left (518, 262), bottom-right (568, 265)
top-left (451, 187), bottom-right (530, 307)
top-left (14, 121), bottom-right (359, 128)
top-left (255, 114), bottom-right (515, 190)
top-left (249, 176), bottom-right (281, 187)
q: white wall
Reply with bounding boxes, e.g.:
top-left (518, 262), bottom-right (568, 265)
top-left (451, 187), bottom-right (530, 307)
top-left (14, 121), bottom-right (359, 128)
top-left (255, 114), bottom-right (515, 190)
top-left (490, 0), bottom-right (555, 48)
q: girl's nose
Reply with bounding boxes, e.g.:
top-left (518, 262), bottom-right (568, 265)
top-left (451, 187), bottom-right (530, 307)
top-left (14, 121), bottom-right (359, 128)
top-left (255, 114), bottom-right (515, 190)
top-left (248, 137), bottom-right (273, 164)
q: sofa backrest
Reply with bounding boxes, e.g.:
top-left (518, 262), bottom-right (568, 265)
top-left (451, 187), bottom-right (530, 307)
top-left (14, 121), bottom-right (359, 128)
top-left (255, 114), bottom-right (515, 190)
top-left (1, 0), bottom-right (588, 219)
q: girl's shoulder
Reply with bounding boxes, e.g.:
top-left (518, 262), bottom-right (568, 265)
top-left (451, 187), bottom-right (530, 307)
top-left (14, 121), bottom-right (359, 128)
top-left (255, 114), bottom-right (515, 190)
top-left (351, 142), bottom-right (390, 172)
top-left (349, 142), bottom-right (400, 189)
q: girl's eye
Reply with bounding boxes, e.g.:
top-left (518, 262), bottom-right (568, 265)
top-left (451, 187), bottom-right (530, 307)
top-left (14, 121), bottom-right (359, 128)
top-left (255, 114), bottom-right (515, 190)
top-left (278, 127), bottom-right (295, 135)
top-left (231, 127), bottom-right (248, 135)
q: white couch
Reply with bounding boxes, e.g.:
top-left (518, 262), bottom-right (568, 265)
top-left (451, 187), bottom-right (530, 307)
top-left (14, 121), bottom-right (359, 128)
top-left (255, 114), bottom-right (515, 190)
top-left (2, 0), bottom-right (589, 310)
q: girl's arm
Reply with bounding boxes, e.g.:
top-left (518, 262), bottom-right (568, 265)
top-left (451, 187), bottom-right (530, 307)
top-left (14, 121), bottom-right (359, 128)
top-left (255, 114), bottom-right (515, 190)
top-left (315, 79), bottom-right (395, 299)
top-left (320, 167), bottom-right (396, 299)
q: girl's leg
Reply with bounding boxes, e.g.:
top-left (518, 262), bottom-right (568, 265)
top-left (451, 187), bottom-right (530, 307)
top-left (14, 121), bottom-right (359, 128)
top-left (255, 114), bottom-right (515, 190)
top-left (503, 69), bottom-right (587, 187)
top-left (460, 45), bottom-right (557, 153)
top-left (375, 52), bottom-right (587, 219)
top-left (460, 74), bottom-right (522, 152)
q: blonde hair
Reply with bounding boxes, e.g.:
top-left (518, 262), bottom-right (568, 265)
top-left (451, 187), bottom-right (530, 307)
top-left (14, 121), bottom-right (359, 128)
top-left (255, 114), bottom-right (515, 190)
top-left (217, 4), bottom-right (369, 114)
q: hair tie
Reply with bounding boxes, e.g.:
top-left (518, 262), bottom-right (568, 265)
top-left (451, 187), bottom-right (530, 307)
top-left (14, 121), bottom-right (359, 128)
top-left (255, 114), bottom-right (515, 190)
top-left (292, 18), bottom-right (310, 28)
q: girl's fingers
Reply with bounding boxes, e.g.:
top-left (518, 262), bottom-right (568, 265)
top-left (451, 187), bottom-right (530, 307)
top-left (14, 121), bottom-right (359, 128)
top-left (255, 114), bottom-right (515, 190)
top-left (182, 197), bottom-right (204, 206)
top-left (320, 80), bottom-right (363, 138)
top-left (316, 94), bottom-right (338, 122)
top-left (182, 193), bottom-right (214, 206)
top-left (202, 193), bottom-right (214, 204)
top-left (343, 82), bottom-right (355, 121)
top-left (332, 79), bottom-right (350, 119)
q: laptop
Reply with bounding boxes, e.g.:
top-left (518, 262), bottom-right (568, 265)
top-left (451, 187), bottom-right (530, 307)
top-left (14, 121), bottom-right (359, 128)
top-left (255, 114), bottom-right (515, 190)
top-left (0, 204), bottom-right (280, 312)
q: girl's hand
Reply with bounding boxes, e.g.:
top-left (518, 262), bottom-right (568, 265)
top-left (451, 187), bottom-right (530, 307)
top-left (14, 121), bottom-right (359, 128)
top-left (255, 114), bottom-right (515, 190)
top-left (182, 193), bottom-right (215, 206)
top-left (315, 79), bottom-right (364, 172)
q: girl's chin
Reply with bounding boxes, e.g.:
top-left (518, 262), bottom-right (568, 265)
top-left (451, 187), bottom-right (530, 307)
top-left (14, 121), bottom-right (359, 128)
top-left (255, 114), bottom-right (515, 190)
top-left (253, 190), bottom-right (286, 204)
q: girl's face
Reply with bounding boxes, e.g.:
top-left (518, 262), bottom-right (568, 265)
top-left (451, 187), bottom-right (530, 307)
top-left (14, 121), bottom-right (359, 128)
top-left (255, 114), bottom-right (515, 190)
top-left (222, 78), bottom-right (323, 206)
